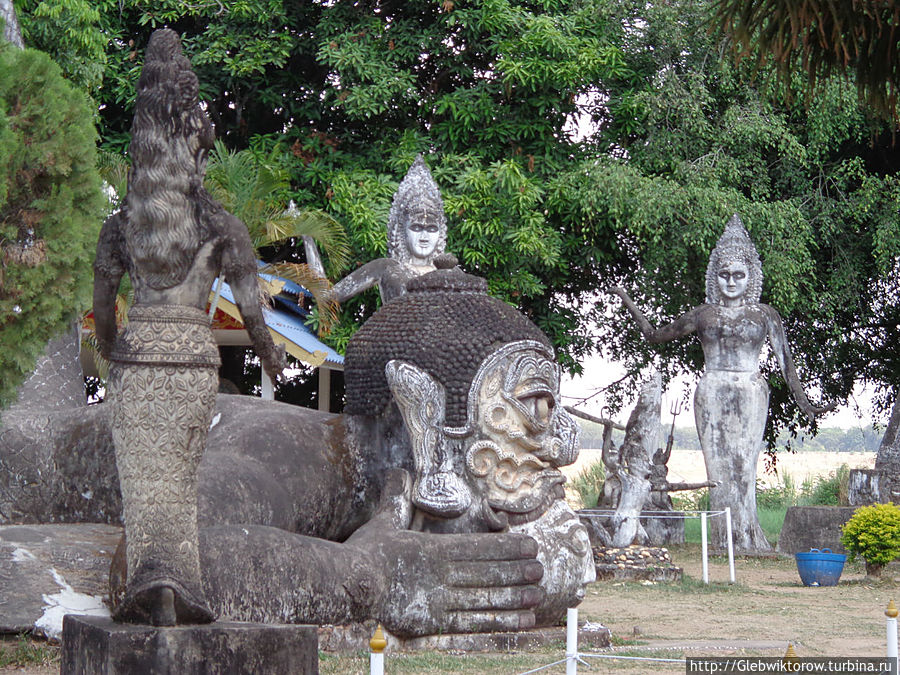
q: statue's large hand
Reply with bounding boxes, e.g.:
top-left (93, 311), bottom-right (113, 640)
top-left (347, 469), bottom-right (544, 637)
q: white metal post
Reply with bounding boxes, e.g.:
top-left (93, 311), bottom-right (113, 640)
top-left (887, 600), bottom-right (898, 673)
top-left (701, 512), bottom-right (709, 584)
top-left (725, 507), bottom-right (736, 584)
top-left (370, 625), bottom-right (386, 675)
top-left (566, 607), bottom-right (578, 675)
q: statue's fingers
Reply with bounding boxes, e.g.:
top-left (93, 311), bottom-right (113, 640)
top-left (444, 585), bottom-right (544, 612)
top-left (442, 610), bottom-right (536, 633)
top-left (442, 533), bottom-right (538, 561)
top-left (444, 559), bottom-right (543, 587)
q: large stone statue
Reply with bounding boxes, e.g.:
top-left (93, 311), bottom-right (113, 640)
top-left (92, 30), bottom-right (285, 625)
top-left (612, 215), bottom-right (830, 552)
top-left (139, 258), bottom-right (594, 635)
top-left (305, 154), bottom-right (447, 304)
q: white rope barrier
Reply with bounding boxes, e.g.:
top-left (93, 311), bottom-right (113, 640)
top-left (516, 608), bottom-right (686, 675)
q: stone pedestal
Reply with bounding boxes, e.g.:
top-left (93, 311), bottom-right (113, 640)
top-left (61, 615), bottom-right (318, 675)
top-left (775, 505), bottom-right (857, 555)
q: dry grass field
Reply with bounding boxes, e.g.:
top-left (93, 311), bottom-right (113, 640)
top-left (564, 449), bottom-right (876, 488)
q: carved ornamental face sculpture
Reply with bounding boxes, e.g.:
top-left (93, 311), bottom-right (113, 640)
top-left (387, 155), bottom-right (447, 266)
top-left (716, 260), bottom-right (749, 305)
top-left (463, 341), bottom-right (578, 523)
top-left (384, 339), bottom-right (579, 532)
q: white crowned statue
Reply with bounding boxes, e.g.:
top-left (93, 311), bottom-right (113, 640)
top-left (612, 214), bottom-right (831, 551)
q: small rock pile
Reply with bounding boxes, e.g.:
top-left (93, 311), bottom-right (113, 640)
top-left (593, 545), bottom-right (682, 582)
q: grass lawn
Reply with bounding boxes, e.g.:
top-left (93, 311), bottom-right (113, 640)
top-left (684, 506), bottom-right (787, 546)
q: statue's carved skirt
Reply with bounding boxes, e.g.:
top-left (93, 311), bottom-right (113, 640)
top-left (107, 304), bottom-right (219, 623)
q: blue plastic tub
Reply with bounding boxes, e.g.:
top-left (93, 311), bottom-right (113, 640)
top-left (795, 548), bottom-right (846, 586)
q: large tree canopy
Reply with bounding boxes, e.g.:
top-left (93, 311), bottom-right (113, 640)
top-left (12, 0), bottom-right (900, 446)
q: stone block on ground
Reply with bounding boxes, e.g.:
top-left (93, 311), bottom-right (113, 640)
top-left (61, 615), bottom-right (318, 675)
top-left (0, 523), bottom-right (121, 637)
top-left (776, 506), bottom-right (857, 555)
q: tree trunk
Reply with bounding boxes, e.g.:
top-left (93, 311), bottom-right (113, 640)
top-left (0, 0), bottom-right (24, 49)
top-left (865, 560), bottom-right (885, 578)
top-left (607, 375), bottom-right (660, 547)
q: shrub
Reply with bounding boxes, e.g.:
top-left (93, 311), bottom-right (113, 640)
top-left (756, 473), bottom-right (798, 509)
top-left (840, 503), bottom-right (900, 576)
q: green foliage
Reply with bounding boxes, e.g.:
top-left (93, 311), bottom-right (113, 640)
top-left (756, 475), bottom-right (798, 510)
top-left (841, 503), bottom-right (900, 566)
top-left (0, 634), bottom-right (57, 667)
top-left (16, 0), bottom-right (107, 92)
top-left (569, 460), bottom-right (605, 509)
top-left (800, 464), bottom-right (850, 507)
top-left (0, 44), bottom-right (105, 409)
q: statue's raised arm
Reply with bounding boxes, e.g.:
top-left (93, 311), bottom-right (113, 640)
top-left (611, 286), bottom-right (701, 343)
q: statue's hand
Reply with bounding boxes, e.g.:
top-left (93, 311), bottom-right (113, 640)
top-left (263, 343), bottom-right (287, 382)
top-left (348, 469), bottom-right (544, 637)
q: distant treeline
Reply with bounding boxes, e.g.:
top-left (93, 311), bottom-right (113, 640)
top-left (577, 421), bottom-right (881, 453)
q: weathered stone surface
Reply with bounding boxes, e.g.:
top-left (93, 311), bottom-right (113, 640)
top-left (0, 523), bottom-right (120, 637)
top-left (61, 615), bottom-right (318, 674)
top-left (776, 506), bottom-right (856, 555)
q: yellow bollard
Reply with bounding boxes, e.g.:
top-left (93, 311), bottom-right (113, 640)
top-left (370, 624), bottom-right (387, 675)
top-left (782, 643), bottom-right (799, 672)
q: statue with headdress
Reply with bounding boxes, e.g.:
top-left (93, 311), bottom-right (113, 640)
top-left (92, 29), bottom-right (285, 625)
top-left (305, 154), bottom-right (447, 305)
top-left (612, 214), bottom-right (831, 552)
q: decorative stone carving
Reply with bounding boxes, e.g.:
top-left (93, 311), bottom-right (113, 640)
top-left (612, 214), bottom-right (831, 552)
top-left (306, 155), bottom-right (448, 304)
top-left (92, 29), bottom-right (285, 625)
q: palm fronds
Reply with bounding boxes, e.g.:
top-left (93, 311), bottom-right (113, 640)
top-left (713, 0), bottom-right (900, 123)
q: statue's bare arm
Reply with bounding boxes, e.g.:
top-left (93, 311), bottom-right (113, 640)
top-left (763, 305), bottom-right (834, 420)
top-left (611, 287), bottom-right (699, 343)
top-left (92, 212), bottom-right (127, 359)
top-left (331, 258), bottom-right (398, 303)
top-left (220, 214), bottom-right (286, 381)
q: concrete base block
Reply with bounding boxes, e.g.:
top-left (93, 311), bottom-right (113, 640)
top-left (61, 615), bottom-right (318, 675)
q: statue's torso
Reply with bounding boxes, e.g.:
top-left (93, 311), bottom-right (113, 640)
top-left (696, 303), bottom-right (767, 372)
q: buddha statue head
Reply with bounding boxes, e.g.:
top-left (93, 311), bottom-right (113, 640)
top-left (705, 214), bottom-right (763, 307)
top-left (386, 155), bottom-right (447, 267)
top-left (344, 257), bottom-right (579, 532)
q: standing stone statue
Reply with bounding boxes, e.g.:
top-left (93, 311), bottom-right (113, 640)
top-left (305, 154), bottom-right (447, 304)
top-left (612, 214), bottom-right (830, 552)
top-left (92, 29), bottom-right (285, 625)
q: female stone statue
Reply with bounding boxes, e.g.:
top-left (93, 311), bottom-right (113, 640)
top-left (305, 154), bottom-right (447, 305)
top-left (92, 29), bottom-right (285, 625)
top-left (612, 214), bottom-right (830, 551)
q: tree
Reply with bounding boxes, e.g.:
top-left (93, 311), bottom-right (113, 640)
top-left (0, 41), bottom-right (105, 408)
top-left (713, 0), bottom-right (900, 124)
top-left (15, 0), bottom-right (899, 443)
top-left (555, 0), bottom-right (900, 448)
